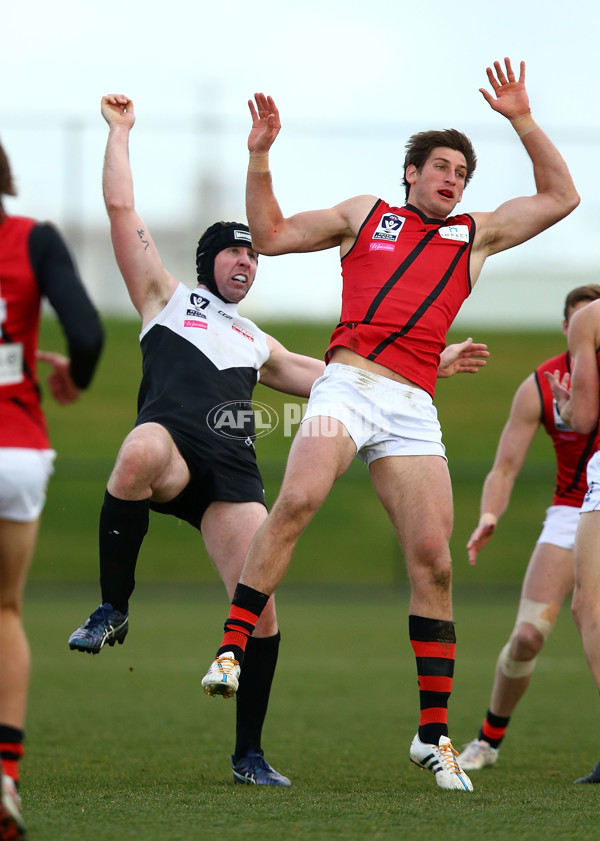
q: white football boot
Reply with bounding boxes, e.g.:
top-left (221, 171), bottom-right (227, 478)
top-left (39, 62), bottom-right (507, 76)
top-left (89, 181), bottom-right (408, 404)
top-left (457, 738), bottom-right (499, 770)
top-left (410, 734), bottom-right (473, 791)
top-left (201, 651), bottom-right (240, 698)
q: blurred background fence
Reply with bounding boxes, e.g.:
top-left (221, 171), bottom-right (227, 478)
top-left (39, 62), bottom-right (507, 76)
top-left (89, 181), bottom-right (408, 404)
top-left (2, 109), bottom-right (599, 324)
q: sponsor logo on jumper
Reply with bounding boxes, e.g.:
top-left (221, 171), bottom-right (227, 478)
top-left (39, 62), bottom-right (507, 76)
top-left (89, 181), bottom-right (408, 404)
top-left (438, 224), bottom-right (469, 242)
top-left (232, 323), bottom-right (255, 341)
top-left (190, 292), bottom-right (210, 309)
top-left (218, 310), bottom-right (233, 320)
top-left (372, 213), bottom-right (405, 242)
top-left (234, 229), bottom-right (252, 242)
top-left (186, 308), bottom-right (207, 319)
top-left (207, 400), bottom-right (278, 440)
top-left (184, 319), bottom-right (208, 329)
top-left (369, 242), bottom-right (395, 252)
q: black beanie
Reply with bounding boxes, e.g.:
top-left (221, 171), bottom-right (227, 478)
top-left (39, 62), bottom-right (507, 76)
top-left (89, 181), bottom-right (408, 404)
top-left (196, 221), bottom-right (253, 302)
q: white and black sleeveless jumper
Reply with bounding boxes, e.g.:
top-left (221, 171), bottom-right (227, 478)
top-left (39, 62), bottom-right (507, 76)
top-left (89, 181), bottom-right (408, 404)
top-left (135, 283), bottom-right (270, 529)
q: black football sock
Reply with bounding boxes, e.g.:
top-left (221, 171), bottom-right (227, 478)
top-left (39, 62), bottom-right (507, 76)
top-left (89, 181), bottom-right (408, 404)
top-left (409, 614), bottom-right (456, 745)
top-left (479, 709), bottom-right (510, 749)
top-left (0, 724), bottom-right (24, 785)
top-left (99, 490), bottom-right (149, 613)
top-left (234, 631), bottom-right (281, 760)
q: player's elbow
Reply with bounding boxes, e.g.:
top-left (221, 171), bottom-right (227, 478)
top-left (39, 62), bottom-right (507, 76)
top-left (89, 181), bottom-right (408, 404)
top-left (104, 193), bottom-right (135, 215)
top-left (557, 185), bottom-right (581, 220)
top-left (570, 409), bottom-right (598, 436)
top-left (248, 228), bottom-right (285, 256)
top-left (573, 418), bottom-right (597, 436)
top-left (565, 188), bottom-right (581, 215)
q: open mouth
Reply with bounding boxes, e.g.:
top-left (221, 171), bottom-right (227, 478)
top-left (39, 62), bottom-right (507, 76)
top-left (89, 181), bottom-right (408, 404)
top-left (439, 190), bottom-right (453, 199)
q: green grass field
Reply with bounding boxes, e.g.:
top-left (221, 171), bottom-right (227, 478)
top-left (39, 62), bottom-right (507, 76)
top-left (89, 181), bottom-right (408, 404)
top-left (24, 587), bottom-right (598, 840)
top-left (20, 317), bottom-right (596, 840)
top-left (37, 317), bottom-right (562, 587)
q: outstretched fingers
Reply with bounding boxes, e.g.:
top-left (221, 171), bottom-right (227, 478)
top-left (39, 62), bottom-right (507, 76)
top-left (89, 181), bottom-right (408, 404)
top-left (247, 92), bottom-right (281, 155)
top-left (252, 93), bottom-right (280, 126)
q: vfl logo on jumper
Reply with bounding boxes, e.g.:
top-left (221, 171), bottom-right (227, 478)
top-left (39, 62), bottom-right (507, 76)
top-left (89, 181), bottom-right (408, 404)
top-left (553, 399), bottom-right (572, 432)
top-left (207, 400), bottom-right (279, 440)
top-left (438, 225), bottom-right (469, 243)
top-left (372, 213), bottom-right (405, 242)
top-left (189, 292), bottom-right (210, 309)
top-left (186, 308), bottom-right (207, 319)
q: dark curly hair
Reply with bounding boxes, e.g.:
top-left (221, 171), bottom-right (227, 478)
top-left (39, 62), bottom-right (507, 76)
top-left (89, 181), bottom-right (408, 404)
top-left (402, 129), bottom-right (477, 201)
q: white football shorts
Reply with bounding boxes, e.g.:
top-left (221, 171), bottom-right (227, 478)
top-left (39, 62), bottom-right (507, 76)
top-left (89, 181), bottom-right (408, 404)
top-left (581, 449), bottom-right (600, 514)
top-left (301, 362), bottom-right (446, 467)
top-left (536, 504), bottom-right (581, 550)
top-left (0, 447), bottom-right (56, 522)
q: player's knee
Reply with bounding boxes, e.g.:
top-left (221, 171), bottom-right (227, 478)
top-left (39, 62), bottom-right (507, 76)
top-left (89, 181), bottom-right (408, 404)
top-left (112, 432), bottom-right (167, 491)
top-left (411, 541), bottom-right (452, 590)
top-left (515, 598), bottom-right (558, 644)
top-left (571, 587), bottom-right (598, 632)
top-left (273, 484), bottom-right (321, 527)
top-left (510, 623), bottom-right (544, 660)
top-left (499, 598), bottom-right (558, 677)
top-left (498, 641), bottom-right (537, 678)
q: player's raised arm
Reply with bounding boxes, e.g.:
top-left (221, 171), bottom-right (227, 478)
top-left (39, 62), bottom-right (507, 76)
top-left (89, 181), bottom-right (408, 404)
top-left (471, 58), bottom-right (580, 269)
top-left (245, 93), bottom-right (369, 256)
top-left (101, 94), bottom-right (176, 323)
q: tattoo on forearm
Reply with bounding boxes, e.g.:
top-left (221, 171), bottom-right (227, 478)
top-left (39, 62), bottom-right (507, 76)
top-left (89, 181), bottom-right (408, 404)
top-left (137, 229), bottom-right (150, 250)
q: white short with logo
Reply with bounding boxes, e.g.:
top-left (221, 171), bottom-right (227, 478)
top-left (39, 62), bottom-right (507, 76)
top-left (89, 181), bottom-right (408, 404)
top-left (581, 449), bottom-right (600, 514)
top-left (0, 448), bottom-right (56, 521)
top-left (301, 362), bottom-right (446, 467)
top-left (536, 504), bottom-right (581, 550)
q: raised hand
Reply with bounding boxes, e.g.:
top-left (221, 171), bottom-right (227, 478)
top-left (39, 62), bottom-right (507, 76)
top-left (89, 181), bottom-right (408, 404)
top-left (479, 58), bottom-right (530, 121)
top-left (101, 94), bottom-right (135, 129)
top-left (248, 93), bottom-right (281, 156)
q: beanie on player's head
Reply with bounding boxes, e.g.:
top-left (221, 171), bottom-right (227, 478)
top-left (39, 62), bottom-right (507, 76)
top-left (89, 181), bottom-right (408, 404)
top-left (196, 221), bottom-right (253, 303)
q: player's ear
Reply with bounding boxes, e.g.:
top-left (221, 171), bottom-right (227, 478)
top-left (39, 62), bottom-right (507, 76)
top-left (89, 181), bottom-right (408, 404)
top-left (405, 164), bottom-right (418, 185)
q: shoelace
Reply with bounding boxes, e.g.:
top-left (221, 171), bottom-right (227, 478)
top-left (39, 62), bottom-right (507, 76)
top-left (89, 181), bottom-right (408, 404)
top-left (437, 741), bottom-right (462, 774)
top-left (215, 655), bottom-right (239, 674)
